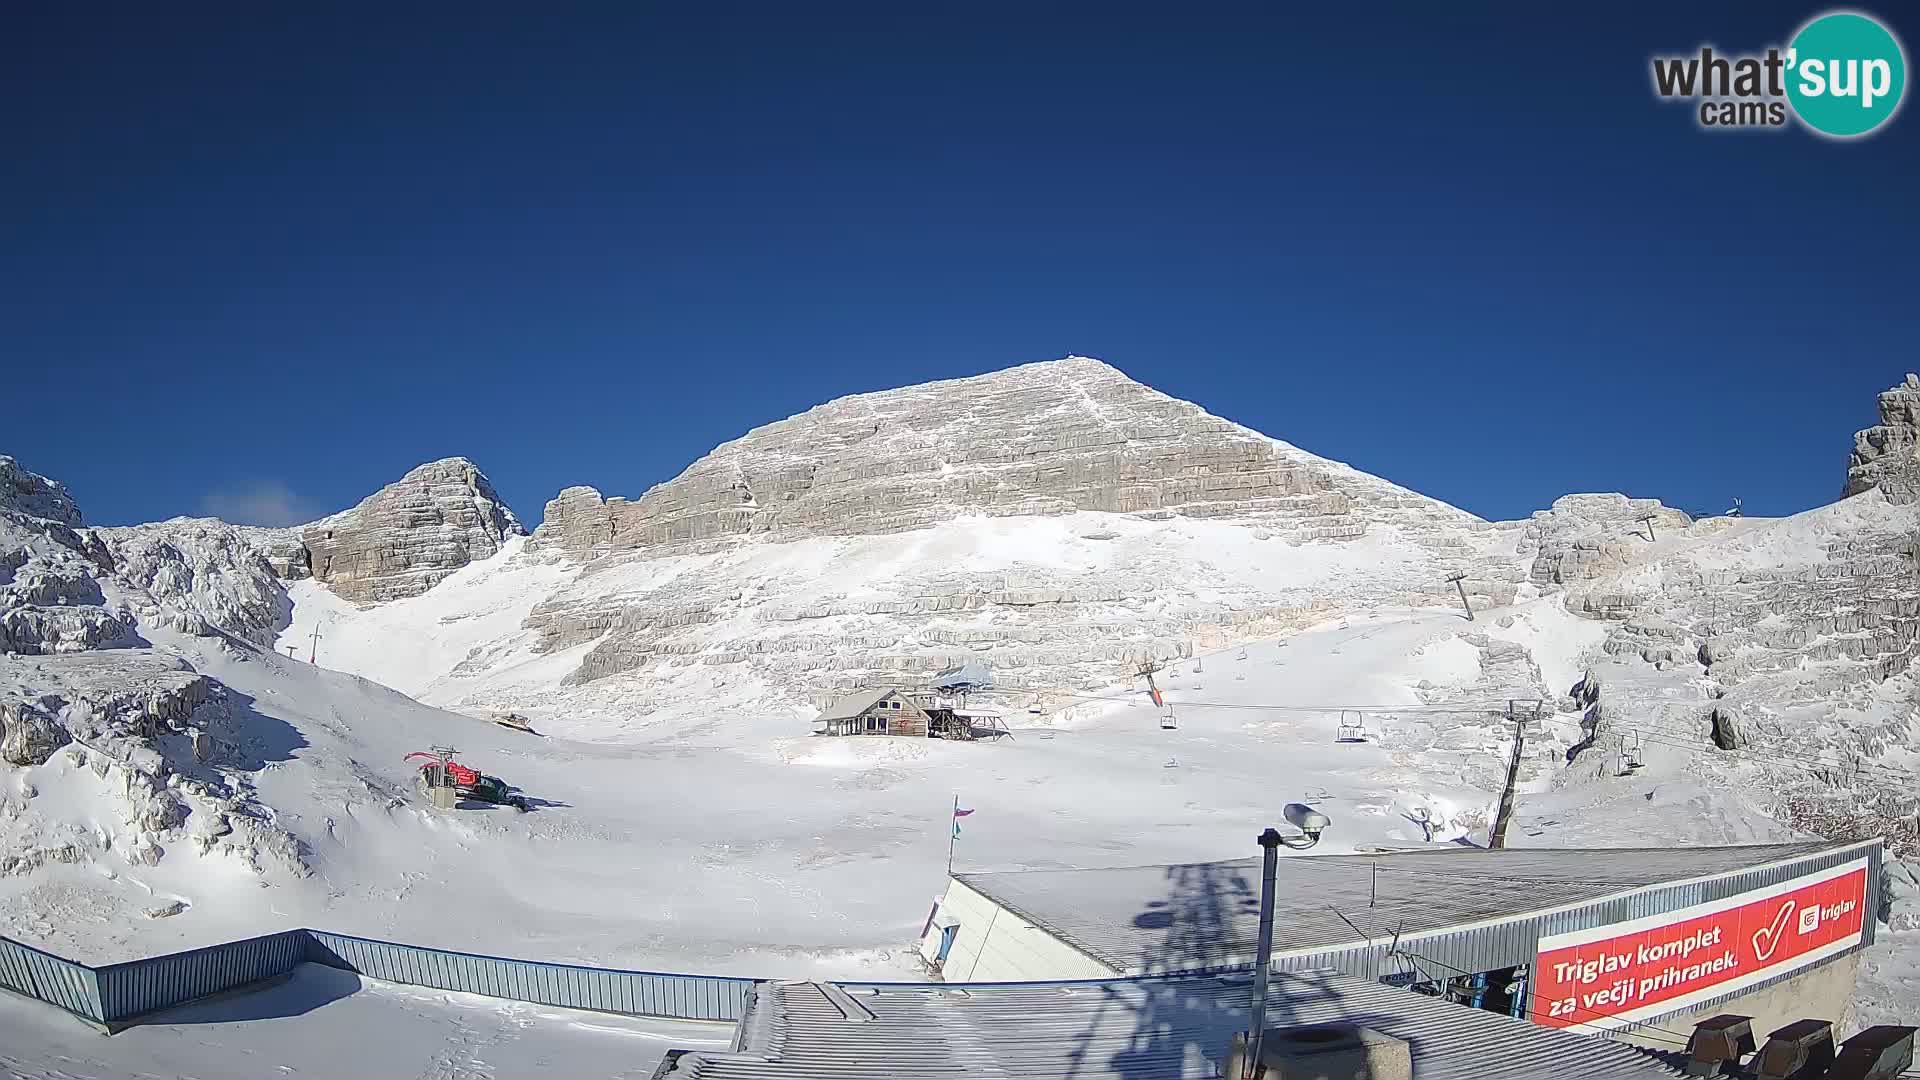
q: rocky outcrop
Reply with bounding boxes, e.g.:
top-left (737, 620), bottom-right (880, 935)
top-left (96, 520), bottom-right (294, 647)
top-left (0, 648), bottom-right (310, 877)
top-left (1526, 494), bottom-right (1692, 587)
top-left (303, 457), bottom-right (524, 604)
top-left (236, 526), bottom-right (312, 581)
top-left (530, 358), bottom-right (1480, 559)
top-left (0, 458), bottom-right (136, 655)
top-left (0, 455), bottom-right (81, 526)
top-left (1845, 374), bottom-right (1920, 503)
top-left (0, 700), bottom-right (66, 766)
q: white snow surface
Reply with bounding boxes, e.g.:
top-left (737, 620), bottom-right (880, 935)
top-left (5, 369), bottom-right (1918, 1064)
top-left (3, 587), bottom-right (1819, 980)
top-left (0, 963), bottom-right (730, 1079)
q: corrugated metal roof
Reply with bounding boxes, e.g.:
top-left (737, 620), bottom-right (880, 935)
top-left (956, 841), bottom-right (1850, 975)
top-left (816, 688), bottom-right (894, 722)
top-left (663, 971), bottom-right (1683, 1079)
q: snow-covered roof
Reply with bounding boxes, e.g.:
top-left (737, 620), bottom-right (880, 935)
top-left (816, 689), bottom-right (896, 722)
top-left (954, 840), bottom-right (1871, 977)
top-left (662, 971), bottom-right (1683, 1079)
top-left (930, 660), bottom-right (992, 690)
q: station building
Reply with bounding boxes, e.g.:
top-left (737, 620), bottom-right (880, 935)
top-left (915, 838), bottom-right (1883, 1045)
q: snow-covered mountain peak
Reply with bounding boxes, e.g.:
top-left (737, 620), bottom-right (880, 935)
top-left (528, 356), bottom-right (1482, 562)
top-left (299, 456), bottom-right (524, 604)
top-left (0, 454), bottom-right (83, 526)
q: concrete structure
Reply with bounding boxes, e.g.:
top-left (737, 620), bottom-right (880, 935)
top-left (916, 840), bottom-right (1882, 1042)
top-left (812, 687), bottom-right (929, 737)
top-left (659, 969), bottom-right (1687, 1080)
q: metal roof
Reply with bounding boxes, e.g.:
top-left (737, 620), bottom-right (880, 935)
top-left (816, 689), bottom-right (895, 722)
top-left (931, 660), bottom-right (993, 690)
top-left (662, 970), bottom-right (1683, 1079)
top-left (956, 841), bottom-right (1851, 976)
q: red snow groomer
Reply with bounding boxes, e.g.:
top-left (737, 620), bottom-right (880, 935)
top-left (406, 750), bottom-right (528, 811)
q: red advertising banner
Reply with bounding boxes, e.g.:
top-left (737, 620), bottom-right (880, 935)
top-left (1532, 857), bottom-right (1869, 1030)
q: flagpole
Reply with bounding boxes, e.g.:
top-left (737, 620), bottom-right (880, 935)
top-left (947, 794), bottom-right (957, 876)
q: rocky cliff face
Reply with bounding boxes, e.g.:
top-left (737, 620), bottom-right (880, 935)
top-left (0, 455), bottom-right (82, 526)
top-left (303, 457), bottom-right (524, 604)
top-left (1525, 494), bottom-right (1694, 588)
top-left (1846, 374), bottom-right (1920, 503)
top-left (0, 457), bottom-right (309, 885)
top-left (498, 359), bottom-right (1529, 702)
top-left (1, 458), bottom-right (134, 655)
top-left (94, 520), bottom-right (294, 648)
top-left (530, 358), bottom-right (1481, 559)
top-left (1543, 482), bottom-right (1920, 856)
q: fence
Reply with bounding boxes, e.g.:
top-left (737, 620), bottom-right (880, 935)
top-left (304, 931), bottom-right (753, 1021)
top-left (0, 927), bottom-right (752, 1031)
top-left (0, 934), bottom-right (102, 1023)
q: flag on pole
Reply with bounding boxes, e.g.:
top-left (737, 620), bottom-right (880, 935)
top-left (952, 802), bottom-right (975, 838)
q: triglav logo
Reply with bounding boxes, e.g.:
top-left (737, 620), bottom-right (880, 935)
top-left (1650, 9), bottom-right (1907, 137)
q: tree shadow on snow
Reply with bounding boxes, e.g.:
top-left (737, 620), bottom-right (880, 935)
top-left (1052, 861), bottom-right (1348, 1080)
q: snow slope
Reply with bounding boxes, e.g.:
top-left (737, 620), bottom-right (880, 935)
top-left (6, 592), bottom-right (1802, 983)
top-left (278, 509), bottom-right (1526, 742)
top-left (6, 364), bottom-right (1919, 1061)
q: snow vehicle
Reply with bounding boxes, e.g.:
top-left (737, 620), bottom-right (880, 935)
top-left (490, 711), bottom-right (541, 735)
top-left (405, 751), bottom-right (529, 811)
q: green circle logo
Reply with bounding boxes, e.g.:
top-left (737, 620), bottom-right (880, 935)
top-left (1786, 11), bottom-right (1907, 137)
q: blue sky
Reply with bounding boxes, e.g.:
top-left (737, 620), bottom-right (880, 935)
top-left (4, 2), bottom-right (1914, 527)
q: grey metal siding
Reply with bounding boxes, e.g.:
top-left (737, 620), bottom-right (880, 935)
top-left (0, 933), bottom-right (104, 1022)
top-left (675, 973), bottom-right (1686, 1080)
top-left (92, 929), bottom-right (309, 1022)
top-left (1261, 840), bottom-right (1882, 1035)
top-left (303, 930), bottom-right (754, 1021)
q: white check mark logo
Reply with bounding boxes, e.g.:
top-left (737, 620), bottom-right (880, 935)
top-left (1753, 901), bottom-right (1796, 962)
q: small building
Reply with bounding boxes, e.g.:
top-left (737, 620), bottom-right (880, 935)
top-left (812, 688), bottom-right (928, 737)
top-left (914, 838), bottom-right (1882, 1048)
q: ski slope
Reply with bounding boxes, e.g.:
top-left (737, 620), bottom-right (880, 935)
top-left (9, 590), bottom-right (1802, 986)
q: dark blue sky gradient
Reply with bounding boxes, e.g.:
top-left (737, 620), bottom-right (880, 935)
top-left (3, 2), bottom-right (1915, 526)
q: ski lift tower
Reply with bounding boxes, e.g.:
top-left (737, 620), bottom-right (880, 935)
top-left (1445, 571), bottom-right (1474, 622)
top-left (1134, 658), bottom-right (1165, 707)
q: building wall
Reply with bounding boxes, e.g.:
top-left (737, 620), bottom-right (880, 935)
top-left (930, 841), bottom-right (1881, 1034)
top-left (1611, 952), bottom-right (1863, 1053)
top-left (861, 693), bottom-right (926, 736)
top-left (925, 880), bottom-right (1119, 983)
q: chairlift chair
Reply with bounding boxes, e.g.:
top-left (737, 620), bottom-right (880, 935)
top-left (1335, 710), bottom-right (1367, 743)
top-left (1159, 705), bottom-right (1178, 730)
top-left (1621, 730), bottom-right (1645, 773)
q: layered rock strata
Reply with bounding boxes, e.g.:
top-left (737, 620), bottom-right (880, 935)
top-left (303, 457), bottom-right (524, 603)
